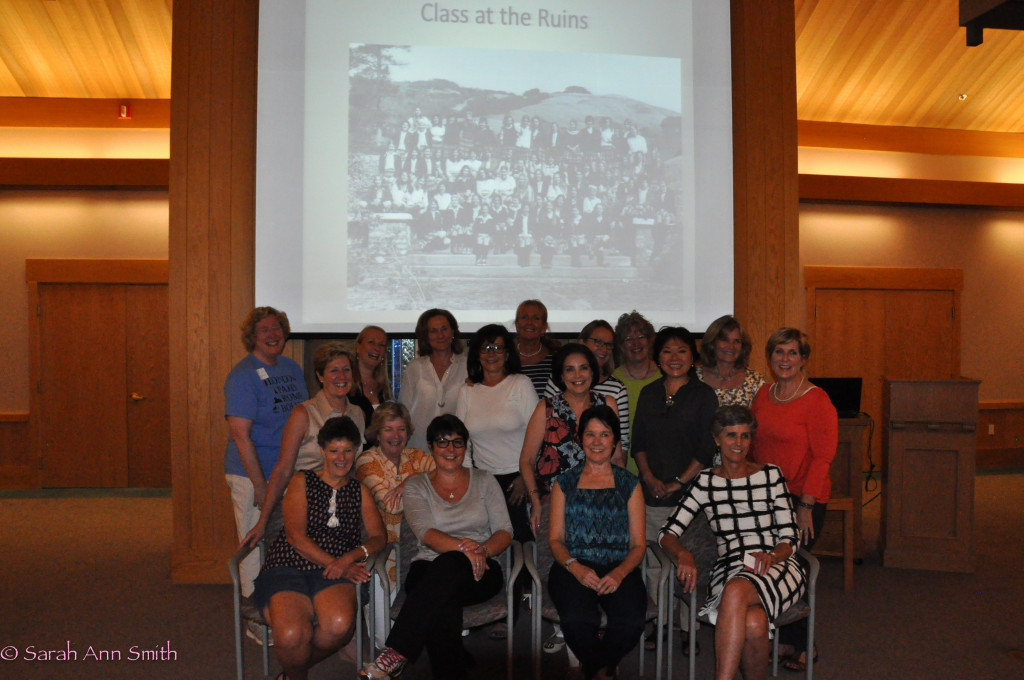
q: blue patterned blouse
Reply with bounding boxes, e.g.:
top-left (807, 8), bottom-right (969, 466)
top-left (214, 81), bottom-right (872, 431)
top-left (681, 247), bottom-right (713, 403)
top-left (557, 465), bottom-right (638, 565)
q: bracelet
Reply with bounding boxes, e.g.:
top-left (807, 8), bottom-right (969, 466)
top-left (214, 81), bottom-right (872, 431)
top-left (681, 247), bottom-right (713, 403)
top-left (564, 557), bottom-right (577, 569)
top-left (481, 544), bottom-right (491, 558)
top-left (358, 545), bottom-right (369, 562)
top-left (797, 500), bottom-right (815, 510)
top-left (528, 489), bottom-right (540, 496)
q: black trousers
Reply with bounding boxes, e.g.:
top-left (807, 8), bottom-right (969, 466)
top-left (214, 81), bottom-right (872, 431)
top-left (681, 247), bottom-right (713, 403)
top-left (493, 471), bottom-right (533, 543)
top-left (386, 551), bottom-right (503, 679)
top-left (549, 560), bottom-right (647, 680)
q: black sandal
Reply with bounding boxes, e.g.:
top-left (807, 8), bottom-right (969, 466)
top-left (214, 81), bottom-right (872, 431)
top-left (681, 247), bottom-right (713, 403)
top-left (782, 649), bottom-right (818, 672)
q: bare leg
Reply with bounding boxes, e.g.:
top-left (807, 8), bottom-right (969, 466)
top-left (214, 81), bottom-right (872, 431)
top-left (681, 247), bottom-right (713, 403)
top-left (266, 592), bottom-right (315, 680)
top-left (739, 604), bottom-right (769, 680)
top-left (265, 584), bottom-right (358, 680)
top-left (310, 584), bottom-right (358, 659)
top-left (714, 579), bottom-right (769, 680)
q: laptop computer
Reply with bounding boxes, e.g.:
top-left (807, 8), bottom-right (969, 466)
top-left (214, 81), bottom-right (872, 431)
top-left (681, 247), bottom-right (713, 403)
top-left (809, 377), bottom-right (862, 418)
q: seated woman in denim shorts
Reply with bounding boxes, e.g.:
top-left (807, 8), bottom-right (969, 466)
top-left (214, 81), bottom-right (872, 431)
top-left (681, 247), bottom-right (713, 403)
top-left (253, 416), bottom-right (387, 680)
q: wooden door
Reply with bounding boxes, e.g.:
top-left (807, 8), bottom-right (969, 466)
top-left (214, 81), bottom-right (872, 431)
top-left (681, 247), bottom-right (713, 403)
top-left (806, 267), bottom-right (962, 471)
top-left (125, 285), bottom-right (171, 486)
top-left (38, 284), bottom-right (129, 487)
top-left (35, 281), bottom-right (169, 487)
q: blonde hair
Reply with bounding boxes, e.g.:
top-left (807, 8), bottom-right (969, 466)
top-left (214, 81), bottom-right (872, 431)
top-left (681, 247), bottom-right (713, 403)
top-left (351, 325), bottom-right (394, 402)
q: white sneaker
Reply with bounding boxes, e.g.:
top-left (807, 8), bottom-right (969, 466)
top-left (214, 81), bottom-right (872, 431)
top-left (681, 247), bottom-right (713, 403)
top-left (245, 619), bottom-right (273, 647)
top-left (543, 629), bottom-right (565, 654)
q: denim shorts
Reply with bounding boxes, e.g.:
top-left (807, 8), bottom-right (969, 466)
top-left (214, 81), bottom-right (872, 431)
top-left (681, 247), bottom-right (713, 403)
top-left (253, 565), bottom-right (354, 611)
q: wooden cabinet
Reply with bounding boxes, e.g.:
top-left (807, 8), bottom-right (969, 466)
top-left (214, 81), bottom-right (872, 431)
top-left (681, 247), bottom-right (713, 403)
top-left (881, 379), bottom-right (978, 572)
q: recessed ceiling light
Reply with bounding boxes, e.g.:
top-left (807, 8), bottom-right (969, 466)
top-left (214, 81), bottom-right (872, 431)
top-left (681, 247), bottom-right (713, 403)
top-left (958, 93), bottom-right (968, 101)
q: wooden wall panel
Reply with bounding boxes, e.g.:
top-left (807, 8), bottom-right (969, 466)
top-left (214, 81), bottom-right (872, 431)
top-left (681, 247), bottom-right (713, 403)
top-left (798, 121), bottom-right (1024, 159)
top-left (0, 98), bottom-right (171, 128)
top-left (731, 0), bottom-right (800, 372)
top-left (977, 401), bottom-right (1024, 468)
top-left (0, 414), bottom-right (33, 489)
top-left (0, 159), bottom-right (169, 188)
top-left (170, 0), bottom-right (260, 584)
top-left (800, 174), bottom-right (1024, 208)
top-left (169, 0), bottom-right (798, 582)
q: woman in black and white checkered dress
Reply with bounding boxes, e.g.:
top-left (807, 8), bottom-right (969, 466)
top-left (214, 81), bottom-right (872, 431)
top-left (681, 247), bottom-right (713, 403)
top-left (660, 405), bottom-right (805, 680)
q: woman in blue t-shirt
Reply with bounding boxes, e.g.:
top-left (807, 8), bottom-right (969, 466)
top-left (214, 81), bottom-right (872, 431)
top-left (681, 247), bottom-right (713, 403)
top-left (224, 307), bottom-right (309, 600)
top-left (548, 404), bottom-right (647, 680)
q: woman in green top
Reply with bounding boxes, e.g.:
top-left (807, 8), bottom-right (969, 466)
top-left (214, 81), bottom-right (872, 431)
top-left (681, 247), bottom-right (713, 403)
top-left (611, 311), bottom-right (661, 475)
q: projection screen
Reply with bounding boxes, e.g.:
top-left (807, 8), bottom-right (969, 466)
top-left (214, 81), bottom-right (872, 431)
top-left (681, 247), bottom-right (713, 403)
top-left (255, 0), bottom-right (733, 334)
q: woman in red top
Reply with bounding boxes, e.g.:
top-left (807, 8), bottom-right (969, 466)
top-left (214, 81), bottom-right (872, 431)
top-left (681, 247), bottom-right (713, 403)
top-left (749, 327), bottom-right (837, 671)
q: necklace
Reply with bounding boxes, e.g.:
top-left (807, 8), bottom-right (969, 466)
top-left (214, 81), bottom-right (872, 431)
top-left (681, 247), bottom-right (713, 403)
top-left (624, 361), bottom-right (652, 381)
top-left (712, 365), bottom-right (737, 381)
top-left (517, 341), bottom-right (542, 358)
top-left (771, 376), bottom-right (805, 403)
top-left (433, 473), bottom-right (465, 501)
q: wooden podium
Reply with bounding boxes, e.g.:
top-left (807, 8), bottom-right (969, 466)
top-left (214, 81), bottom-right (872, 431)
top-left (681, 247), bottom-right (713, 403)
top-left (881, 379), bottom-right (978, 572)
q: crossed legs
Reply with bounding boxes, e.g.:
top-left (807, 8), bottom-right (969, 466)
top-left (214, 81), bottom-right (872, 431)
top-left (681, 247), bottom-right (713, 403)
top-left (265, 583), bottom-right (358, 680)
top-left (714, 578), bottom-right (770, 680)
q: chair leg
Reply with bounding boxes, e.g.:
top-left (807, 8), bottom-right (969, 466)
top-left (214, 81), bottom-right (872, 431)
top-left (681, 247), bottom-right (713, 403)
top-left (261, 625), bottom-right (270, 678)
top-left (843, 506), bottom-right (854, 591)
top-left (232, 593), bottom-right (244, 680)
top-left (688, 593), bottom-right (696, 680)
top-left (771, 629), bottom-right (779, 677)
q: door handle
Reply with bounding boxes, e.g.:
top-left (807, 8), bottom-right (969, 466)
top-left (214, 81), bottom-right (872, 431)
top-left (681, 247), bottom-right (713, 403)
top-left (130, 392), bottom-right (146, 401)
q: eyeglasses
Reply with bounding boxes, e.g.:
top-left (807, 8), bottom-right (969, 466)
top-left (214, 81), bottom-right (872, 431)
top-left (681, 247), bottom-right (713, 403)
top-left (585, 338), bottom-right (613, 350)
top-left (481, 344), bottom-right (507, 354)
top-left (433, 437), bottom-right (467, 450)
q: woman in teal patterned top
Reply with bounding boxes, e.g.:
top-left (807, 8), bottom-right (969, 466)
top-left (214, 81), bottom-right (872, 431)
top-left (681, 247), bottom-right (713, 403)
top-left (548, 404), bottom-right (647, 680)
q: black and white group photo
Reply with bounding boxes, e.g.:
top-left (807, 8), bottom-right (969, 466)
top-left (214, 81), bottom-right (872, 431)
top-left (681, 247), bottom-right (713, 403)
top-left (346, 44), bottom-right (692, 313)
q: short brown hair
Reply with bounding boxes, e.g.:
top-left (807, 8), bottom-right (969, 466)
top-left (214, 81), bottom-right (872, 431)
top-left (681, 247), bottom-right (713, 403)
top-left (765, 327), bottom-right (811, 362)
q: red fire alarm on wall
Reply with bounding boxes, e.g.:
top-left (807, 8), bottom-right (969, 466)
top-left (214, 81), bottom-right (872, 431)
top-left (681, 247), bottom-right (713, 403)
top-left (118, 103), bottom-right (132, 120)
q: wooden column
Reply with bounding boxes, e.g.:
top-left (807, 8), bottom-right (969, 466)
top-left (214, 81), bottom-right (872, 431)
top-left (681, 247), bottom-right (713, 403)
top-left (169, 0), bottom-right (260, 582)
top-left (730, 0), bottom-right (800, 371)
top-left (168, 0), bottom-right (801, 582)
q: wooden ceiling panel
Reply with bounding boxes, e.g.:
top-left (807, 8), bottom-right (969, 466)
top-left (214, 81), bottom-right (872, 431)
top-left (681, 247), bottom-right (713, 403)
top-left (796, 0), bottom-right (1024, 133)
top-left (0, 0), bottom-right (171, 99)
top-left (1, 0), bottom-right (1022, 136)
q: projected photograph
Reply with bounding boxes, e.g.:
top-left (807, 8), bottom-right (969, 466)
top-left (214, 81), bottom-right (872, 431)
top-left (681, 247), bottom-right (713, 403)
top-left (346, 43), bottom-right (687, 312)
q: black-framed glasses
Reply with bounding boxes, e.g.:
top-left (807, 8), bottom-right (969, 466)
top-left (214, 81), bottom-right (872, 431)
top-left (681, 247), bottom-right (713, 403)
top-left (433, 437), bottom-right (467, 449)
top-left (481, 344), bottom-right (506, 354)
top-left (585, 338), bottom-right (613, 349)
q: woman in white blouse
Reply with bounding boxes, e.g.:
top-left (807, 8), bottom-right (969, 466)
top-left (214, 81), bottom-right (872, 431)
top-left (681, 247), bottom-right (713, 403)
top-left (399, 309), bottom-right (468, 452)
top-left (456, 324), bottom-right (539, 544)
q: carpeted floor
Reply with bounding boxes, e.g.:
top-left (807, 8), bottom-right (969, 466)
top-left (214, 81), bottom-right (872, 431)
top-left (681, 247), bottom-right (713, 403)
top-left (0, 472), bottom-right (1021, 679)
